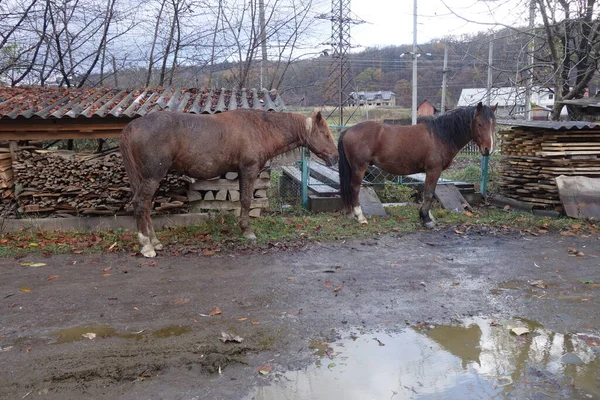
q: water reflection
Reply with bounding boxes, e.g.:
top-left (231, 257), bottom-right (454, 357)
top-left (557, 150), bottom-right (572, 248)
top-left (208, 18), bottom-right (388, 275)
top-left (248, 317), bottom-right (599, 399)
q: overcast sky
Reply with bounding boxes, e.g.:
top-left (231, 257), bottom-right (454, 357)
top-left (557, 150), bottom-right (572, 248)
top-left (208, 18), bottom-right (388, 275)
top-left (348, 0), bottom-right (528, 48)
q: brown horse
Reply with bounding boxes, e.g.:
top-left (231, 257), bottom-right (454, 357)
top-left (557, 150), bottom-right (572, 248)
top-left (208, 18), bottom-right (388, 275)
top-left (120, 109), bottom-right (339, 257)
top-left (338, 102), bottom-right (496, 227)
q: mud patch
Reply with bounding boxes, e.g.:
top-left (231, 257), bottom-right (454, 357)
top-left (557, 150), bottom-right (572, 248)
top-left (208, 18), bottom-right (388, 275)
top-left (248, 317), bottom-right (600, 399)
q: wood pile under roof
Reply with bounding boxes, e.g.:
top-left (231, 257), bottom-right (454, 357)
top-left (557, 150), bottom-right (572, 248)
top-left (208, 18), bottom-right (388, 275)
top-left (497, 120), bottom-right (600, 208)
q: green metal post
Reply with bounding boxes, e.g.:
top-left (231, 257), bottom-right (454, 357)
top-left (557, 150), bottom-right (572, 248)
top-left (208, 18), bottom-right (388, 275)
top-left (480, 155), bottom-right (489, 197)
top-left (301, 147), bottom-right (309, 209)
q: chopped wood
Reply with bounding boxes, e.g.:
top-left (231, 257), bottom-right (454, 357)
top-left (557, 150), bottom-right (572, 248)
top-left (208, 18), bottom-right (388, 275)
top-left (225, 172), bottom-right (238, 180)
top-left (215, 190), bottom-right (227, 201)
top-left (253, 189), bottom-right (267, 198)
top-left (228, 190), bottom-right (240, 202)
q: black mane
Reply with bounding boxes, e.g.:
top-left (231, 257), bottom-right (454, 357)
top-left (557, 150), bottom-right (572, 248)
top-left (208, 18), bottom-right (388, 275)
top-left (426, 106), bottom-right (495, 150)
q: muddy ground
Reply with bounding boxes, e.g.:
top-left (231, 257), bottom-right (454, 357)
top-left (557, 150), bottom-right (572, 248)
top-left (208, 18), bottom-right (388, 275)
top-left (1, 227), bottom-right (599, 399)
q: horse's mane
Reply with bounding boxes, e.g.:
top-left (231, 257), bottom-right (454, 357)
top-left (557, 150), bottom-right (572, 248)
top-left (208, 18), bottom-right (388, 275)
top-left (427, 106), bottom-right (495, 150)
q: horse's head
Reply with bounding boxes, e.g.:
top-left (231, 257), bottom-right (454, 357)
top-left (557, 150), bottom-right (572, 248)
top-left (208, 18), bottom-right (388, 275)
top-left (472, 102), bottom-right (497, 156)
top-left (304, 111), bottom-right (339, 166)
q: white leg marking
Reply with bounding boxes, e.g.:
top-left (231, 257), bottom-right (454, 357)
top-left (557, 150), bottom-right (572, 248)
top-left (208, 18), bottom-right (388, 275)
top-left (353, 205), bottom-right (368, 225)
top-left (138, 233), bottom-right (156, 258)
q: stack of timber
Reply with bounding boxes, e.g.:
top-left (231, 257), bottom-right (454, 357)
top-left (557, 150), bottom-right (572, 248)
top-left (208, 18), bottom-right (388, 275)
top-left (4, 149), bottom-right (188, 217)
top-left (186, 170), bottom-right (271, 218)
top-left (1, 148), bottom-right (271, 218)
top-left (0, 148), bottom-right (13, 192)
top-left (498, 125), bottom-right (600, 208)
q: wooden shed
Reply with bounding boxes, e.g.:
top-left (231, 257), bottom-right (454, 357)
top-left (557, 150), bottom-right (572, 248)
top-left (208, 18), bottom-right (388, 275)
top-left (496, 120), bottom-right (600, 211)
top-left (0, 86), bottom-right (285, 219)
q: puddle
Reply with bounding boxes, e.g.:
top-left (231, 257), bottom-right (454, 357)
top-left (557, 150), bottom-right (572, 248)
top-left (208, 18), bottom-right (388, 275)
top-left (50, 324), bottom-right (190, 344)
top-left (152, 326), bottom-right (191, 338)
top-left (248, 317), bottom-right (600, 399)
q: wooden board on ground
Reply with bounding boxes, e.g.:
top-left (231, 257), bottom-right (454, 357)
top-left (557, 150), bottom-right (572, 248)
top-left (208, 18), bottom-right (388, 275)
top-left (359, 186), bottom-right (386, 216)
top-left (556, 175), bottom-right (600, 219)
top-left (281, 165), bottom-right (338, 195)
top-left (434, 184), bottom-right (471, 213)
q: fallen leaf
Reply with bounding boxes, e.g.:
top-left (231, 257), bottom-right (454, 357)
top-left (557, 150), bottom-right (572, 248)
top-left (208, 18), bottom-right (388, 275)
top-left (208, 306), bottom-right (222, 316)
top-left (453, 229), bottom-right (464, 235)
top-left (286, 277), bottom-right (294, 281)
top-left (324, 281), bottom-right (333, 286)
top-left (102, 273), bottom-right (111, 277)
top-left (580, 279), bottom-right (595, 285)
top-left (561, 230), bottom-right (576, 236)
top-left (133, 306), bottom-right (139, 310)
top-left (333, 285), bottom-right (343, 292)
top-left (202, 249), bottom-right (216, 256)
top-left (108, 242), bottom-right (118, 251)
top-left (251, 321), bottom-right (260, 325)
top-left (463, 211), bottom-right (473, 217)
top-left (390, 263), bottom-right (399, 268)
top-left (510, 327), bottom-right (530, 336)
top-left (503, 205), bottom-right (510, 211)
top-left (567, 247), bottom-right (585, 257)
top-left (101, 266), bottom-right (112, 272)
top-left (28, 243), bottom-right (39, 247)
top-left (258, 365), bottom-right (272, 375)
top-left (220, 332), bottom-right (244, 343)
top-left (327, 362), bottom-right (337, 369)
top-left (73, 250), bottom-right (84, 254)
top-left (237, 317), bottom-right (248, 321)
top-left (46, 275), bottom-right (59, 281)
top-left (451, 282), bottom-right (460, 286)
top-left (20, 262), bottom-right (46, 267)
top-left (572, 223), bottom-right (582, 229)
top-left (538, 229), bottom-right (548, 234)
top-left (529, 280), bottom-right (547, 289)
top-left (26, 347), bottom-right (32, 353)
top-left (19, 287), bottom-right (31, 293)
top-left (82, 333), bottom-right (97, 340)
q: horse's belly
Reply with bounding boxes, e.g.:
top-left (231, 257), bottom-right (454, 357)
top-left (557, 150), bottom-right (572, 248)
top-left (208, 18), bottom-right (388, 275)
top-left (373, 159), bottom-right (424, 176)
top-left (174, 161), bottom-right (236, 180)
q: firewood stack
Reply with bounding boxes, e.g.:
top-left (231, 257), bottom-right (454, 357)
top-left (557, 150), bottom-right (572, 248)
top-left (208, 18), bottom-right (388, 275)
top-left (1, 149), bottom-right (271, 218)
top-left (6, 149), bottom-right (188, 217)
top-left (0, 149), bottom-right (13, 192)
top-left (497, 125), bottom-right (600, 208)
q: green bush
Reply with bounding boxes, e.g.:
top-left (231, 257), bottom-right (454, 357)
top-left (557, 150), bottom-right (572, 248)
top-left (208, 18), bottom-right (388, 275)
top-left (375, 184), bottom-right (417, 203)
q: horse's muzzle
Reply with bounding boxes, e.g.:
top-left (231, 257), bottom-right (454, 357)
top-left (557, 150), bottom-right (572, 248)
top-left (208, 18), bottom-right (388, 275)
top-left (326, 155), bottom-right (339, 166)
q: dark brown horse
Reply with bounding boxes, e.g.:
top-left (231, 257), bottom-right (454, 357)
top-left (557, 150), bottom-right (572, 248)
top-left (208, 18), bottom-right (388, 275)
top-left (338, 102), bottom-right (496, 227)
top-left (120, 109), bottom-right (339, 257)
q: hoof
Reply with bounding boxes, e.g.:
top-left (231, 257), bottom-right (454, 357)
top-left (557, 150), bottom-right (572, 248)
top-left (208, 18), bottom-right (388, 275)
top-left (244, 232), bottom-right (257, 241)
top-left (359, 219), bottom-right (368, 226)
top-left (153, 242), bottom-right (163, 251)
top-left (141, 245), bottom-right (156, 258)
top-left (424, 221), bottom-right (436, 229)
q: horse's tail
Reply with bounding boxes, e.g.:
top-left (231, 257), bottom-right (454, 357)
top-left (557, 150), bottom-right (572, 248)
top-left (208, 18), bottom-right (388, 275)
top-left (119, 123), bottom-right (142, 199)
top-left (337, 130), bottom-right (353, 212)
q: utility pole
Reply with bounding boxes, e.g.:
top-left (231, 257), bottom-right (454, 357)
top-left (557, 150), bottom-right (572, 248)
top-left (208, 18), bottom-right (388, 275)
top-left (441, 45), bottom-right (448, 113)
top-left (486, 37), bottom-right (493, 107)
top-left (411, 0), bottom-right (418, 125)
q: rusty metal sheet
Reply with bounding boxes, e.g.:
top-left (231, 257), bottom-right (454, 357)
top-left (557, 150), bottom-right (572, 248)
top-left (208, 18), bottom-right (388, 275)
top-left (556, 175), bottom-right (600, 219)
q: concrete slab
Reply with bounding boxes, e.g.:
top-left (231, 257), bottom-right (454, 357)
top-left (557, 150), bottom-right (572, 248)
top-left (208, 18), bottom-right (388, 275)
top-left (359, 187), bottom-right (386, 216)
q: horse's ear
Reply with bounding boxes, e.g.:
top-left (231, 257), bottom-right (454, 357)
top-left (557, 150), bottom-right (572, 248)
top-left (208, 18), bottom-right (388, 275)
top-left (492, 103), bottom-right (498, 112)
top-left (476, 102), bottom-right (483, 111)
top-left (315, 111), bottom-right (323, 123)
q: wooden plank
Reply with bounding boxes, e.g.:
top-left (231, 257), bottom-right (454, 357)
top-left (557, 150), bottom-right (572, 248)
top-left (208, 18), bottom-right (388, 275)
top-left (189, 198), bottom-right (268, 211)
top-left (190, 178), bottom-right (270, 191)
top-left (358, 186), bottom-right (386, 216)
top-left (308, 161), bottom-right (340, 186)
top-left (556, 176), bottom-right (600, 219)
top-left (281, 166), bottom-right (338, 195)
top-left (434, 184), bottom-right (471, 212)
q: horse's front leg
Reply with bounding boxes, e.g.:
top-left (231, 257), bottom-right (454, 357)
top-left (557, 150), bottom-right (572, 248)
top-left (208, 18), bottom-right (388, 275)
top-left (419, 170), bottom-right (441, 229)
top-left (135, 179), bottom-right (161, 257)
top-left (238, 167), bottom-right (260, 240)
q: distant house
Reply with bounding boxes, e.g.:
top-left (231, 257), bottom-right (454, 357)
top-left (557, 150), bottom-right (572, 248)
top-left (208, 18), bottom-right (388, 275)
top-left (457, 87), bottom-right (561, 119)
top-left (417, 99), bottom-right (438, 117)
top-left (349, 91), bottom-right (396, 107)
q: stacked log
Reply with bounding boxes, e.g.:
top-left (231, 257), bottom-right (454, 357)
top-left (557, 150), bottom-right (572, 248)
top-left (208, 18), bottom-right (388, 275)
top-left (1, 149), bottom-right (271, 218)
top-left (498, 125), bottom-right (600, 207)
top-left (0, 149), bottom-right (13, 191)
top-left (6, 149), bottom-right (188, 217)
top-left (187, 170), bottom-right (271, 217)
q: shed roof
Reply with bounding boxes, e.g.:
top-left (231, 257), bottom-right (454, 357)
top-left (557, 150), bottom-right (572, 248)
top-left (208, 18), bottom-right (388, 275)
top-left (0, 86), bottom-right (285, 120)
top-left (497, 119), bottom-right (600, 130)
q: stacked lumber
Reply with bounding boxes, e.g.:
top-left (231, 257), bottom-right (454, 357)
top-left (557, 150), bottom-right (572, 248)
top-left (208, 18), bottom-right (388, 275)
top-left (6, 149), bottom-right (188, 217)
top-left (498, 126), bottom-right (600, 207)
top-left (0, 149), bottom-right (13, 191)
top-left (187, 170), bottom-right (271, 217)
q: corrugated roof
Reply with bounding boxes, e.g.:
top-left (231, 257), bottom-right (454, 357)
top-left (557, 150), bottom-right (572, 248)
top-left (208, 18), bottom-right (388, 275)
top-left (497, 119), bottom-right (600, 130)
top-left (560, 97), bottom-right (600, 107)
top-left (0, 86), bottom-right (286, 119)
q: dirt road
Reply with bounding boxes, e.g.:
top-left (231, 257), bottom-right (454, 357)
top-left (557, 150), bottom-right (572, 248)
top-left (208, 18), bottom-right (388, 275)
top-left (1, 228), bottom-right (599, 399)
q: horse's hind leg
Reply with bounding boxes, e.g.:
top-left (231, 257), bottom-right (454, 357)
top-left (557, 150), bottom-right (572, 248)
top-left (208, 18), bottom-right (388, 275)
top-left (351, 165), bottom-right (368, 225)
top-left (134, 179), bottom-right (161, 257)
top-left (238, 166), bottom-right (260, 240)
top-left (419, 170), bottom-right (441, 229)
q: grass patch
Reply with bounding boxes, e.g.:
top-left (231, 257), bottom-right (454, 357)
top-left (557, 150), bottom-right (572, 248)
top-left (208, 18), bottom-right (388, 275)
top-left (0, 206), bottom-right (597, 258)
